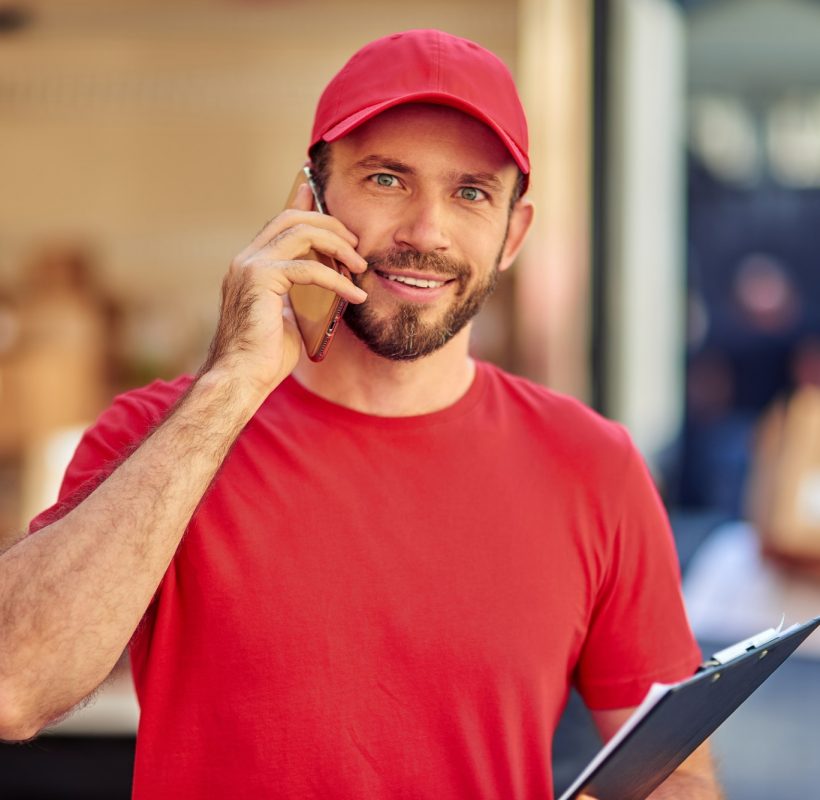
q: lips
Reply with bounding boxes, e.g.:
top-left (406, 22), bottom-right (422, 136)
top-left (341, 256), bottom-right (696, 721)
top-left (363, 249), bottom-right (468, 298)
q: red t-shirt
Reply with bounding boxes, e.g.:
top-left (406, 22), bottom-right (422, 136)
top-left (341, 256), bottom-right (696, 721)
top-left (31, 361), bottom-right (700, 799)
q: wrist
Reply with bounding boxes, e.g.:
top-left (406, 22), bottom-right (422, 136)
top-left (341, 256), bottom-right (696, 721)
top-left (194, 363), bottom-right (287, 420)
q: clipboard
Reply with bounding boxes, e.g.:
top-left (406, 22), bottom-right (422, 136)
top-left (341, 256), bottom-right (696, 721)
top-left (559, 615), bottom-right (820, 800)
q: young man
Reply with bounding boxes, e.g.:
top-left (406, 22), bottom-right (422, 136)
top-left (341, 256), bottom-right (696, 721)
top-left (1, 30), bottom-right (720, 799)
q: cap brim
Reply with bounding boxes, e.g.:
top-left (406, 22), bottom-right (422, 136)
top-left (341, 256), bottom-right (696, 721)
top-left (320, 91), bottom-right (530, 177)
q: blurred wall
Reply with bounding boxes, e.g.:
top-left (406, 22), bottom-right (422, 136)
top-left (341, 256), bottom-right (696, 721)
top-left (516, 0), bottom-right (592, 402)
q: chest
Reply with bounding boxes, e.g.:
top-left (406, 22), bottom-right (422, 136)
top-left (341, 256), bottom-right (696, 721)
top-left (150, 418), bottom-right (611, 722)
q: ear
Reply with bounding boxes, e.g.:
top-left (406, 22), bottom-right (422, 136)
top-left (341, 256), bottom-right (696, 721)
top-left (497, 198), bottom-right (534, 273)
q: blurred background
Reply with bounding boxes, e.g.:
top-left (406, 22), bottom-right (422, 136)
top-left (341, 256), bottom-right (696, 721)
top-left (2, 0), bottom-right (820, 797)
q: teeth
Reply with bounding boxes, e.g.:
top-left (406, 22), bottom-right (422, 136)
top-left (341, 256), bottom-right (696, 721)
top-left (386, 274), bottom-right (446, 289)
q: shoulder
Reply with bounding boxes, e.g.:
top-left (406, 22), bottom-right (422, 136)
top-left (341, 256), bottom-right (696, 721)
top-left (477, 361), bottom-right (634, 465)
top-left (109, 374), bottom-right (195, 417)
top-left (28, 375), bottom-right (194, 532)
top-left (67, 374), bottom-right (195, 484)
top-left (97, 374), bottom-right (195, 439)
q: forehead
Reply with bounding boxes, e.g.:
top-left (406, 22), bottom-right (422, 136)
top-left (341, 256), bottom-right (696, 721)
top-left (332, 103), bottom-right (516, 176)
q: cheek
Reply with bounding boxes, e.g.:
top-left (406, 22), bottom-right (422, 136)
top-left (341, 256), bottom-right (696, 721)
top-left (452, 223), bottom-right (506, 265)
top-left (344, 216), bottom-right (399, 258)
top-left (324, 191), bottom-right (393, 253)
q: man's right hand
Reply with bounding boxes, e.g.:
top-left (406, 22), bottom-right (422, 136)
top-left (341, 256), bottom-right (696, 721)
top-left (201, 181), bottom-right (368, 398)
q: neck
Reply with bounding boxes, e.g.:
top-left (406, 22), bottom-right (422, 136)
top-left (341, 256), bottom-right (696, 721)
top-left (292, 322), bottom-right (476, 416)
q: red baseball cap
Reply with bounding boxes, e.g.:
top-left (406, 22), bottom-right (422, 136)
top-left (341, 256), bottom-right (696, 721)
top-left (310, 29), bottom-right (530, 182)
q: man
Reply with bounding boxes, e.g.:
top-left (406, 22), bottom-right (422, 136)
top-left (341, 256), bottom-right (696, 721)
top-left (1, 30), bottom-right (720, 799)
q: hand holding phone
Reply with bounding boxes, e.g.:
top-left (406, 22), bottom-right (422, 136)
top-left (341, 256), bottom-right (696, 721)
top-left (200, 167), bottom-right (365, 394)
top-left (285, 166), bottom-right (352, 361)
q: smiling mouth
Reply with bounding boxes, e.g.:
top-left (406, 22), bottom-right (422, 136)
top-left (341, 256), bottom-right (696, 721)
top-left (375, 270), bottom-right (454, 289)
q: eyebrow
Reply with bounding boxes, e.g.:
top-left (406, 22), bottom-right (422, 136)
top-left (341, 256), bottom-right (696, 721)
top-left (450, 171), bottom-right (505, 194)
top-left (351, 156), bottom-right (505, 194)
top-left (352, 155), bottom-right (415, 174)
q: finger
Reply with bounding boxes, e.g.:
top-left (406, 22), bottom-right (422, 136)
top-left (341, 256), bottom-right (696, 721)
top-left (237, 209), bottom-right (359, 265)
top-left (269, 259), bottom-right (368, 304)
top-left (266, 225), bottom-right (368, 274)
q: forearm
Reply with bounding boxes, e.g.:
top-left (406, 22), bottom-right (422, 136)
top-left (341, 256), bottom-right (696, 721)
top-left (648, 773), bottom-right (723, 799)
top-left (0, 370), bottom-right (266, 739)
top-left (647, 743), bottom-right (723, 799)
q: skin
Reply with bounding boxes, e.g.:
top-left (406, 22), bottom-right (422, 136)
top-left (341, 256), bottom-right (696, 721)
top-left (0, 102), bottom-right (721, 797)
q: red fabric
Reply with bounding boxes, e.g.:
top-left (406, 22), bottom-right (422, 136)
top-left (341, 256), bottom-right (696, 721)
top-left (30, 362), bottom-right (700, 799)
top-left (310, 30), bottom-right (530, 177)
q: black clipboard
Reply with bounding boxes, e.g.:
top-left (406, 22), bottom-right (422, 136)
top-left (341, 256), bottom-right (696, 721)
top-left (559, 615), bottom-right (820, 800)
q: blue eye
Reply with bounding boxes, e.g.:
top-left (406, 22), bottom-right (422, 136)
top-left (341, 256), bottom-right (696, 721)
top-left (373, 174), bottom-right (398, 187)
top-left (458, 186), bottom-right (485, 202)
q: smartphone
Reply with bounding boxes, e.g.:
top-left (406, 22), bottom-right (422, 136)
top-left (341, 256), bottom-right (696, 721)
top-left (284, 165), bottom-right (350, 361)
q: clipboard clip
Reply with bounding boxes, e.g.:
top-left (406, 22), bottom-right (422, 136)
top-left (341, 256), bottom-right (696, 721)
top-left (702, 614), bottom-right (785, 667)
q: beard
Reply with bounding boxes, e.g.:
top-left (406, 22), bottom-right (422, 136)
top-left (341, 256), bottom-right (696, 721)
top-left (343, 247), bottom-right (502, 361)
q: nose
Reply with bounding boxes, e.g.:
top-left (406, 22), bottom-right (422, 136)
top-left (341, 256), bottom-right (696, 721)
top-left (393, 192), bottom-right (451, 253)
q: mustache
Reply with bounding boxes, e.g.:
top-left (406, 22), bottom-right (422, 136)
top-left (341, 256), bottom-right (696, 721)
top-left (364, 248), bottom-right (471, 281)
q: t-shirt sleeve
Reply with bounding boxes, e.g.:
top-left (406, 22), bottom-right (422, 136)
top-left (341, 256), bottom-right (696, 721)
top-left (574, 440), bottom-right (702, 710)
top-left (28, 379), bottom-right (188, 534)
